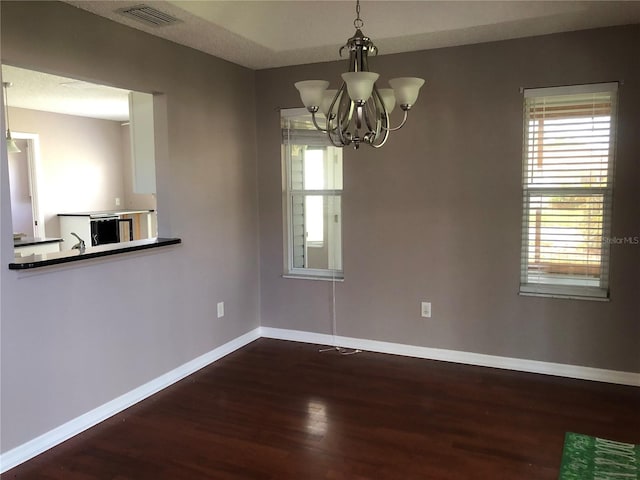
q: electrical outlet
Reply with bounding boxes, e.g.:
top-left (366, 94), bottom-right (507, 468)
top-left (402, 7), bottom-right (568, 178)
top-left (217, 302), bottom-right (224, 318)
top-left (115, 197), bottom-right (121, 206)
top-left (421, 301), bottom-right (431, 318)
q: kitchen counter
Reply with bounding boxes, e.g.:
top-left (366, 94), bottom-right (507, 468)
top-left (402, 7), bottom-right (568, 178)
top-left (9, 237), bottom-right (181, 270)
top-left (14, 237), bottom-right (64, 257)
top-left (57, 209), bottom-right (154, 218)
top-left (14, 237), bottom-right (63, 247)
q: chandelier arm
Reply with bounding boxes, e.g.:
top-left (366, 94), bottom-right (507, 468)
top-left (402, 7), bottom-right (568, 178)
top-left (311, 112), bottom-right (329, 132)
top-left (338, 104), bottom-right (351, 146)
top-left (328, 108), bottom-right (347, 147)
top-left (331, 104), bottom-right (347, 147)
top-left (371, 134), bottom-right (390, 148)
top-left (369, 88), bottom-right (390, 147)
top-left (330, 85), bottom-right (349, 130)
top-left (381, 110), bottom-right (410, 131)
top-left (327, 128), bottom-right (346, 148)
top-left (337, 92), bottom-right (354, 135)
top-left (339, 99), bottom-right (353, 134)
top-left (377, 107), bottom-right (391, 146)
top-left (362, 99), bottom-right (376, 134)
top-left (327, 85), bottom-right (353, 147)
top-left (369, 87), bottom-right (387, 133)
top-left (338, 100), bottom-right (356, 147)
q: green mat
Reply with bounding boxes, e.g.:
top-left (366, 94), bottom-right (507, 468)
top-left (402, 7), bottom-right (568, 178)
top-left (559, 432), bottom-right (639, 479)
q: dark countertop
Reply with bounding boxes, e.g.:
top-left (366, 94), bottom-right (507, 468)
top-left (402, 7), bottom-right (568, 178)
top-left (58, 209), bottom-right (155, 217)
top-left (14, 237), bottom-right (63, 247)
top-left (9, 237), bottom-right (181, 270)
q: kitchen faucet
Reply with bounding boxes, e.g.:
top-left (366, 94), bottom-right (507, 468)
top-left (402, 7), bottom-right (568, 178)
top-left (70, 232), bottom-right (86, 252)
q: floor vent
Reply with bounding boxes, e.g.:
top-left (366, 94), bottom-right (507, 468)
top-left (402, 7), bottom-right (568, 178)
top-left (116, 4), bottom-right (181, 27)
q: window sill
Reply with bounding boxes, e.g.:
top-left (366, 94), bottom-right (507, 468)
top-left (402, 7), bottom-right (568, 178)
top-left (282, 273), bottom-right (344, 282)
top-left (519, 283), bottom-right (609, 302)
top-left (8, 237), bottom-right (181, 270)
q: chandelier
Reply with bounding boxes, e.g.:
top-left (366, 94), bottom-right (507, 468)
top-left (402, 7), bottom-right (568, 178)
top-left (294, 0), bottom-right (424, 149)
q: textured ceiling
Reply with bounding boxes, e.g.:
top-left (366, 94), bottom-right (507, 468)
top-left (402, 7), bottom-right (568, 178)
top-left (3, 1), bottom-right (640, 120)
top-left (2, 65), bottom-right (130, 121)
top-left (63, 0), bottom-right (640, 70)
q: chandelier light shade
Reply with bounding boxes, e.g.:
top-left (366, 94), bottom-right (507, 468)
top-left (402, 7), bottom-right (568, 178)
top-left (293, 0), bottom-right (425, 149)
top-left (294, 80), bottom-right (330, 109)
top-left (3, 82), bottom-right (21, 154)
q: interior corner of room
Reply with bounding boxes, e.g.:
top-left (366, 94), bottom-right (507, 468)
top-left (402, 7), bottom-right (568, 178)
top-left (0, 0), bottom-right (638, 477)
top-left (3, 65), bottom-right (159, 258)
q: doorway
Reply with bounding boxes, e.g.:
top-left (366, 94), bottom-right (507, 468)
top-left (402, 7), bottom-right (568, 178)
top-left (8, 133), bottom-right (44, 238)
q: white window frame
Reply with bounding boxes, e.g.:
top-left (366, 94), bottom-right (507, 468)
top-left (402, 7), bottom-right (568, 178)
top-left (519, 83), bottom-right (618, 301)
top-left (281, 108), bottom-right (344, 280)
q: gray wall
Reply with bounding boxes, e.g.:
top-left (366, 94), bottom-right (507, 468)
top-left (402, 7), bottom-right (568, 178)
top-left (1, 1), bottom-right (259, 452)
top-left (1, 0), bottom-right (638, 458)
top-left (256, 25), bottom-right (640, 373)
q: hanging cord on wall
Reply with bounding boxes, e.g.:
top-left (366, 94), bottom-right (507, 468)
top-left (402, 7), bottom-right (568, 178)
top-left (319, 183), bottom-right (360, 356)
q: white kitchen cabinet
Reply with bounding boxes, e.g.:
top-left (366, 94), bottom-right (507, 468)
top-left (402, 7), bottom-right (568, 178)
top-left (129, 91), bottom-right (157, 194)
top-left (58, 216), bottom-right (91, 251)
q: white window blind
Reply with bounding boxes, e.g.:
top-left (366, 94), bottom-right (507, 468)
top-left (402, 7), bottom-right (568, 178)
top-left (520, 83), bottom-right (618, 300)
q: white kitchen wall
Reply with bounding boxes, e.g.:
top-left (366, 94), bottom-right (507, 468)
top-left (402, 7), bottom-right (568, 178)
top-left (9, 107), bottom-right (125, 238)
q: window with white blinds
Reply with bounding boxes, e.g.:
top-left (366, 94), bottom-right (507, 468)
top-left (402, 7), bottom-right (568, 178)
top-left (281, 108), bottom-right (343, 279)
top-left (520, 83), bottom-right (618, 300)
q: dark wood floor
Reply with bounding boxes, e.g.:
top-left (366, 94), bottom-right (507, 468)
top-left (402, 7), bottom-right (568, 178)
top-left (3, 338), bottom-right (639, 479)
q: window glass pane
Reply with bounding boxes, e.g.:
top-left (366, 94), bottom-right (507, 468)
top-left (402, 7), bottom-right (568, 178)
top-left (304, 149), bottom-right (324, 190)
top-left (298, 147), bottom-right (343, 191)
top-left (525, 115), bottom-right (611, 188)
top-left (526, 193), bottom-right (603, 283)
top-left (290, 194), bottom-right (342, 271)
top-left (305, 194), bottom-right (324, 243)
top-left (325, 148), bottom-right (343, 190)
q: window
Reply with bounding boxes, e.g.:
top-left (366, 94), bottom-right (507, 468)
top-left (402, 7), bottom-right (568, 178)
top-left (520, 83), bottom-right (618, 300)
top-left (3, 64), bottom-right (159, 250)
top-left (282, 108), bottom-right (343, 279)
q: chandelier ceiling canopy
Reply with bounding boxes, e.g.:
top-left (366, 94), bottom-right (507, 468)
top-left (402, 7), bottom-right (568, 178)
top-left (294, 0), bottom-right (425, 150)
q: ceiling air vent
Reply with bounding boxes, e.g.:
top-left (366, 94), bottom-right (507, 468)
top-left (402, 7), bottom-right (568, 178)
top-left (116, 4), bottom-right (181, 27)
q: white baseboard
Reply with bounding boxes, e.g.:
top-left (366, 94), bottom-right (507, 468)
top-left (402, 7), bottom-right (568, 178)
top-left (0, 328), bottom-right (261, 474)
top-left (3, 325), bottom-right (638, 474)
top-left (259, 327), bottom-right (640, 387)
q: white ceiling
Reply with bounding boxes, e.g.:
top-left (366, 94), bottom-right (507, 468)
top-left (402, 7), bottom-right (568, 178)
top-left (3, 1), bottom-right (640, 120)
top-left (63, 0), bottom-right (640, 70)
top-left (2, 65), bottom-right (131, 121)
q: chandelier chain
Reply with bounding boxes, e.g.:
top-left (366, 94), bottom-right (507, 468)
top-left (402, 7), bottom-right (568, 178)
top-left (353, 0), bottom-right (364, 29)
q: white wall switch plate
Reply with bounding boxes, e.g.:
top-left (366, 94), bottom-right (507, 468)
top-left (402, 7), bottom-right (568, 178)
top-left (421, 301), bottom-right (431, 318)
top-left (115, 197), bottom-right (121, 206)
top-left (217, 302), bottom-right (224, 318)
